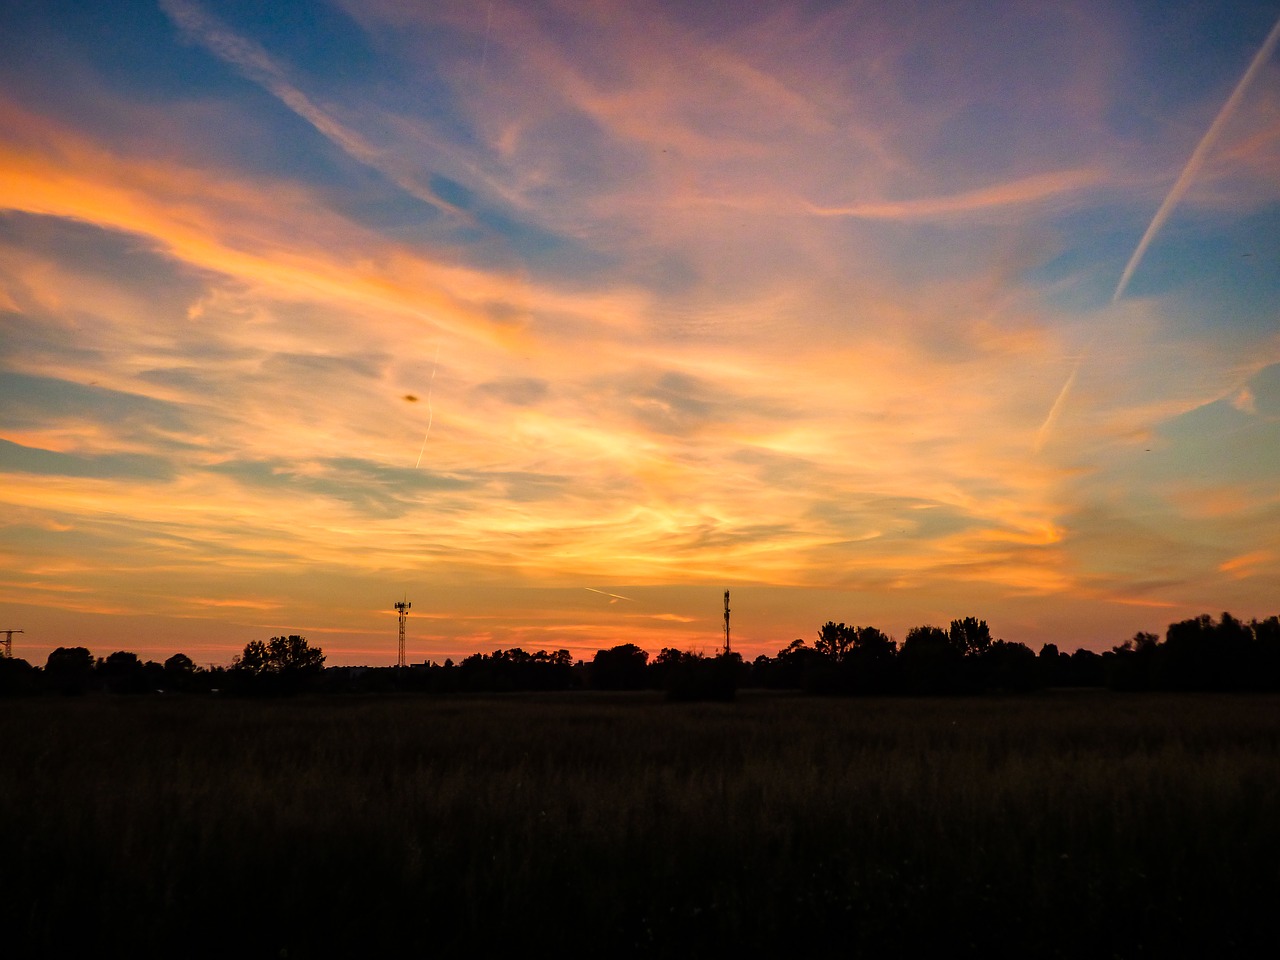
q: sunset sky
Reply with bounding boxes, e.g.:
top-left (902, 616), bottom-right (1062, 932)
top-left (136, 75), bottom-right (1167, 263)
top-left (2, 0), bottom-right (1278, 667)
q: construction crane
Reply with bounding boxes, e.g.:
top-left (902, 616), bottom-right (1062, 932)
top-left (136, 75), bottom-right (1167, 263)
top-left (1, 629), bottom-right (23, 659)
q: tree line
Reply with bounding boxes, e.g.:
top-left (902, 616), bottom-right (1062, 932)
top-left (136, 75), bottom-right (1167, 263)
top-left (755, 612), bottom-right (1280, 695)
top-left (0, 635), bottom-right (323, 696)
top-left (3, 611), bottom-right (1278, 698)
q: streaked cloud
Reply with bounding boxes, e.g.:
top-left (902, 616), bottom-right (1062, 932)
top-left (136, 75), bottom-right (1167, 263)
top-left (805, 169), bottom-right (1105, 221)
top-left (159, 0), bottom-right (460, 217)
top-left (1219, 549), bottom-right (1276, 579)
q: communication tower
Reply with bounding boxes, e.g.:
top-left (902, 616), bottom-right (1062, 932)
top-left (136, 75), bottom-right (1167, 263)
top-left (394, 600), bottom-right (411, 668)
top-left (723, 591), bottom-right (730, 656)
top-left (0, 629), bottom-right (22, 659)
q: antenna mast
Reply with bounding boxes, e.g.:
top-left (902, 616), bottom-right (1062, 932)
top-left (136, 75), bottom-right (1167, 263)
top-left (0, 629), bottom-right (22, 659)
top-left (723, 590), bottom-right (730, 656)
top-left (394, 600), bottom-right (411, 668)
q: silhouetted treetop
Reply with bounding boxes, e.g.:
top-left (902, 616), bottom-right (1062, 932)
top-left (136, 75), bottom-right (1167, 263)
top-left (590, 644), bottom-right (649, 690)
top-left (45, 646), bottom-right (93, 675)
top-left (949, 617), bottom-right (992, 658)
top-left (233, 635), bottom-right (324, 676)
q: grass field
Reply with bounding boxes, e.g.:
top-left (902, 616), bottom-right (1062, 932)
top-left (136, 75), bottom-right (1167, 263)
top-left (3, 690), bottom-right (1279, 957)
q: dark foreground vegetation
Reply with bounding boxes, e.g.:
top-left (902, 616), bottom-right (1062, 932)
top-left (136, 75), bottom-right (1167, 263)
top-left (2, 692), bottom-right (1278, 956)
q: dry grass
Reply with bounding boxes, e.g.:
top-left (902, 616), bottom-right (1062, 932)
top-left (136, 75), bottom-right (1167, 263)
top-left (3, 691), bottom-right (1278, 956)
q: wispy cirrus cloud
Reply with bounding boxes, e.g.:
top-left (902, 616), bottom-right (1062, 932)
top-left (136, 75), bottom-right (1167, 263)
top-left (158, 0), bottom-right (462, 218)
top-left (804, 168), bottom-right (1106, 221)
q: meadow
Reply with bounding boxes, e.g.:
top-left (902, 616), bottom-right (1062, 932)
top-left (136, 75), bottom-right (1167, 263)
top-left (3, 691), bottom-right (1279, 957)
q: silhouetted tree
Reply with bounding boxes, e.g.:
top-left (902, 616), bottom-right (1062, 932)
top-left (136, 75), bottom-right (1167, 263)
top-left (1107, 632), bottom-right (1159, 690)
top-left (457, 648), bottom-right (575, 691)
top-left (815, 622), bottom-right (855, 663)
top-left (161, 652), bottom-right (197, 692)
top-left (950, 617), bottom-right (992, 658)
top-left (45, 646), bottom-right (94, 695)
top-left (1160, 612), bottom-right (1259, 690)
top-left (900, 626), bottom-right (962, 694)
top-left (231, 635), bottom-right (324, 694)
top-left (660, 651), bottom-right (739, 702)
top-left (811, 622), bottom-right (898, 693)
top-left (649, 647), bottom-right (693, 690)
top-left (1163, 614), bottom-right (1219, 690)
top-left (766, 639), bottom-right (825, 689)
top-left (843, 626), bottom-right (898, 694)
top-left (99, 650), bottom-right (141, 670)
top-left (748, 641), bottom-right (802, 689)
top-left (1037, 643), bottom-right (1069, 686)
top-left (1252, 616), bottom-right (1280, 688)
top-left (260, 636), bottom-right (324, 674)
top-left (1087, 613), bottom-right (1280, 691)
top-left (590, 644), bottom-right (649, 690)
top-left (979, 640), bottom-right (1039, 691)
top-left (1066, 648), bottom-right (1103, 686)
top-left (460, 650), bottom-right (500, 691)
top-left (236, 639), bottom-right (269, 674)
top-left (98, 650), bottom-right (148, 694)
top-left (1214, 612), bottom-right (1254, 689)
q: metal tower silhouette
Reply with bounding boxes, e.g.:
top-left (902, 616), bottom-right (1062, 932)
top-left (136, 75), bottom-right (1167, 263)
top-left (0, 628), bottom-right (22, 659)
top-left (723, 590), bottom-right (730, 655)
top-left (394, 600), bottom-right (411, 668)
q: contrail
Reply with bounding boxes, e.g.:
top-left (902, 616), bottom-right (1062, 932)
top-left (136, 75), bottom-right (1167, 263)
top-left (414, 344), bottom-right (441, 469)
top-left (585, 587), bottom-right (637, 603)
top-left (1113, 12), bottom-right (1280, 302)
top-left (1037, 13), bottom-right (1280, 455)
top-left (1032, 359), bottom-right (1081, 453)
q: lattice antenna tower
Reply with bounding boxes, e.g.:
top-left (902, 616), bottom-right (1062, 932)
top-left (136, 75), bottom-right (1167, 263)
top-left (723, 591), bottom-right (730, 656)
top-left (394, 600), bottom-right (411, 668)
top-left (0, 628), bottom-right (22, 659)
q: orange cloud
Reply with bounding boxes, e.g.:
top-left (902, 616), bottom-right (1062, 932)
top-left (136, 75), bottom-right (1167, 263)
top-left (1219, 550), bottom-right (1276, 579)
top-left (0, 98), bottom-right (652, 361)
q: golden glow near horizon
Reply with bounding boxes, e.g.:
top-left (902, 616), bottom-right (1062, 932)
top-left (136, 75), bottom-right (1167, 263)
top-left (2, 0), bottom-right (1279, 665)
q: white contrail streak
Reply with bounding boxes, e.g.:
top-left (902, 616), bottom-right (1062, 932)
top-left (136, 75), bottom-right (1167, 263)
top-left (585, 587), bottom-right (637, 603)
top-left (1113, 13), bottom-right (1280, 302)
top-left (415, 345), bottom-right (441, 469)
top-left (1032, 360), bottom-right (1081, 453)
top-left (1037, 14), bottom-right (1280, 455)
